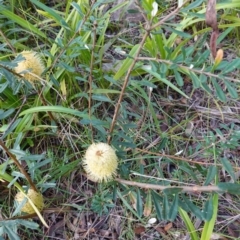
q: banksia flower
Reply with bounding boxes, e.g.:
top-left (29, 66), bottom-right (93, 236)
top-left (14, 50), bottom-right (44, 82)
top-left (15, 189), bottom-right (44, 214)
top-left (83, 142), bottom-right (118, 182)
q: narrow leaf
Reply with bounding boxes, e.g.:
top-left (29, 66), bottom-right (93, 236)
top-left (179, 207), bottom-right (199, 240)
top-left (143, 190), bottom-right (152, 217)
top-left (218, 183), bottom-right (240, 194)
top-left (168, 195), bottom-right (179, 221)
top-left (136, 189), bottom-right (143, 217)
top-left (220, 157), bottom-right (235, 182)
top-left (189, 71), bottom-right (200, 88)
top-left (163, 194), bottom-right (169, 220)
top-left (211, 78), bottom-right (226, 102)
top-left (152, 191), bottom-right (163, 220)
top-left (204, 166), bottom-right (217, 186)
top-left (0, 7), bottom-right (46, 39)
top-left (143, 68), bottom-right (189, 98)
top-left (174, 69), bottom-right (184, 86)
top-left (182, 195), bottom-right (204, 220)
top-left (114, 44), bottom-right (140, 80)
top-left (224, 80), bottom-right (238, 99)
top-left (202, 196), bottom-right (214, 221)
top-left (201, 194), bottom-right (218, 240)
top-left (19, 106), bottom-right (89, 119)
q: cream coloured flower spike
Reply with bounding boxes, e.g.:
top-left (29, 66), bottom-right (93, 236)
top-left (83, 142), bottom-right (118, 182)
top-left (15, 189), bottom-right (44, 214)
top-left (14, 51), bottom-right (44, 82)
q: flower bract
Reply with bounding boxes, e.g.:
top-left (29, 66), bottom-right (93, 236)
top-left (14, 50), bottom-right (45, 82)
top-left (83, 142), bottom-right (118, 182)
top-left (15, 189), bottom-right (44, 214)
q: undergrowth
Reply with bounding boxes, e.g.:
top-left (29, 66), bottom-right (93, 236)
top-left (0, 0), bottom-right (240, 239)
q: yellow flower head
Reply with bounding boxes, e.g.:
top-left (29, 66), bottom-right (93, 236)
top-left (15, 189), bottom-right (44, 214)
top-left (83, 142), bottom-right (118, 182)
top-left (14, 50), bottom-right (45, 82)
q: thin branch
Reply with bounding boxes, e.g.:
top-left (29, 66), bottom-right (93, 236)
top-left (116, 178), bottom-right (221, 193)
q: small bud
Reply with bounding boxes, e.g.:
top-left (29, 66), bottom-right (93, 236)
top-left (214, 49), bottom-right (223, 66)
top-left (151, 2), bottom-right (158, 17)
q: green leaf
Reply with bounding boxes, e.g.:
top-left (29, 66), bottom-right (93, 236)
top-left (136, 189), bottom-right (143, 217)
top-left (218, 183), bottom-right (240, 194)
top-left (201, 194), bottom-right (218, 240)
top-left (162, 194), bottom-right (169, 220)
top-left (117, 190), bottom-right (143, 221)
top-left (204, 166), bottom-right (217, 186)
top-left (164, 26), bottom-right (192, 38)
top-left (220, 157), bottom-right (236, 182)
top-left (163, 187), bottom-right (182, 195)
top-left (202, 196), bottom-right (214, 221)
top-left (189, 71), bottom-right (200, 88)
top-left (1, 118), bottom-right (22, 139)
top-left (182, 195), bottom-right (204, 220)
top-left (143, 68), bottom-right (189, 98)
top-left (168, 195), bottom-right (179, 221)
top-left (211, 78), bottom-right (226, 102)
top-left (31, 0), bottom-right (69, 29)
top-left (0, 6), bottom-right (46, 39)
top-left (179, 207), bottom-right (199, 240)
top-left (71, 2), bottom-right (84, 17)
top-left (152, 191), bottom-right (163, 220)
top-left (114, 44), bottom-right (140, 80)
top-left (174, 69), bottom-right (184, 86)
top-left (19, 106), bottom-right (89, 119)
top-left (224, 80), bottom-right (238, 99)
top-left (181, 0), bottom-right (204, 11)
top-left (92, 94), bottom-right (112, 102)
top-left (0, 109), bottom-right (15, 120)
top-left (90, 89), bottom-right (121, 94)
top-left (4, 226), bottom-right (20, 240)
top-left (222, 58), bottom-right (240, 74)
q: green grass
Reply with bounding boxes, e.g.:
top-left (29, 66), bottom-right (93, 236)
top-left (0, 0), bottom-right (240, 239)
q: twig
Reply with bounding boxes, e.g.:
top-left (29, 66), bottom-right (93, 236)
top-left (0, 140), bottom-right (38, 192)
top-left (116, 178), bottom-right (221, 193)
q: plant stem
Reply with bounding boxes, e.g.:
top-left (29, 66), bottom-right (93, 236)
top-left (116, 178), bottom-right (221, 193)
